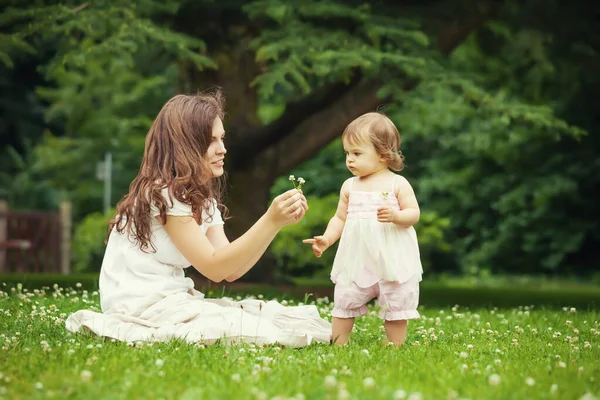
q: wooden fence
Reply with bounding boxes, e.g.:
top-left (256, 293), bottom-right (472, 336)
top-left (0, 200), bottom-right (71, 274)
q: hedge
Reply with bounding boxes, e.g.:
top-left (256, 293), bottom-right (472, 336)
top-left (2, 273), bottom-right (598, 309)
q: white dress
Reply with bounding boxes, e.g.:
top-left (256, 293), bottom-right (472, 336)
top-left (331, 177), bottom-right (423, 287)
top-left (65, 189), bottom-right (332, 347)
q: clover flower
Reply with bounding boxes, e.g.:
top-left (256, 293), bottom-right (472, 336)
top-left (289, 175), bottom-right (306, 190)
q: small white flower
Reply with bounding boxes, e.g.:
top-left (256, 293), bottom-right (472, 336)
top-left (407, 393), bottom-right (423, 400)
top-left (298, 177), bottom-right (305, 185)
top-left (231, 373), bottom-right (241, 383)
top-left (459, 351), bottom-right (468, 358)
top-left (289, 175), bottom-right (295, 181)
top-left (525, 377), bottom-right (535, 386)
top-left (363, 377), bottom-right (375, 388)
top-left (393, 389), bottom-right (407, 399)
top-left (80, 370), bottom-right (92, 382)
top-left (488, 374), bottom-right (501, 386)
top-left (557, 361), bottom-right (566, 368)
top-left (155, 359), bottom-right (164, 368)
top-left (338, 389), bottom-right (350, 400)
top-left (361, 349), bottom-right (369, 356)
top-left (550, 384), bottom-right (558, 395)
top-left (324, 375), bottom-right (337, 388)
top-left (34, 382), bottom-right (43, 389)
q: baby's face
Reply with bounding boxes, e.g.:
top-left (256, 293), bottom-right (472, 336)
top-left (343, 137), bottom-right (386, 178)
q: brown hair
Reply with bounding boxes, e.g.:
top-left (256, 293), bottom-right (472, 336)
top-left (341, 112), bottom-right (405, 171)
top-left (108, 89), bottom-right (228, 252)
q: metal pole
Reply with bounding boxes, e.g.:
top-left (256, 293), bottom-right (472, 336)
top-left (103, 152), bottom-right (112, 214)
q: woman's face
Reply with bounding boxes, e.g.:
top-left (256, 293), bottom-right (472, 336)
top-left (207, 117), bottom-right (227, 177)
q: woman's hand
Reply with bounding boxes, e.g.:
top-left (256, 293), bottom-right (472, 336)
top-left (266, 189), bottom-right (307, 228)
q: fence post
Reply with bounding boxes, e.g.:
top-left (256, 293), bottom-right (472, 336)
top-left (0, 200), bottom-right (6, 273)
top-left (60, 200), bottom-right (72, 274)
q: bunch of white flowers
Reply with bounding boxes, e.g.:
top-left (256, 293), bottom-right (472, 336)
top-left (288, 175), bottom-right (306, 190)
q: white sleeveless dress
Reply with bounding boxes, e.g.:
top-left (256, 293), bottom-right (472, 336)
top-left (331, 177), bottom-right (423, 287)
top-left (65, 189), bottom-right (331, 347)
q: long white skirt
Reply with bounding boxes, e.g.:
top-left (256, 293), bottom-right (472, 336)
top-left (65, 290), bottom-right (332, 348)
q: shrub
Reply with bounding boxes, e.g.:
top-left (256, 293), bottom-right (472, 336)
top-left (71, 209), bottom-right (114, 273)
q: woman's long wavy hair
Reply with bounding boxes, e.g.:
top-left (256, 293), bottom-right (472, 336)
top-left (108, 89), bottom-right (228, 252)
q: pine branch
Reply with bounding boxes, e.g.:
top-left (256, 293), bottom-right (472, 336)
top-left (230, 1), bottom-right (500, 172)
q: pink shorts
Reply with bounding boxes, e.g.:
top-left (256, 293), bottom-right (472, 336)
top-left (332, 275), bottom-right (420, 321)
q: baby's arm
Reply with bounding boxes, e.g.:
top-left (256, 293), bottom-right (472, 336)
top-left (303, 178), bottom-right (351, 257)
top-left (322, 179), bottom-right (350, 245)
top-left (377, 175), bottom-right (420, 228)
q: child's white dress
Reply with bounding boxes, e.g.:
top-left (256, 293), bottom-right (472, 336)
top-left (66, 189), bottom-right (331, 347)
top-left (331, 177), bottom-right (423, 286)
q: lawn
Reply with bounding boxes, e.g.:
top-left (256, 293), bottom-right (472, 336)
top-left (0, 283), bottom-right (599, 400)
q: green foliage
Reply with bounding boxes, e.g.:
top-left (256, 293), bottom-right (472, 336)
top-left (1, 0), bottom-right (218, 219)
top-left (0, 144), bottom-right (63, 210)
top-left (271, 195), bottom-right (339, 278)
top-left (244, 0), bottom-right (432, 102)
top-left (271, 139), bottom-right (349, 198)
top-left (2, 0), bottom-right (598, 279)
top-left (383, 25), bottom-right (597, 275)
top-left (71, 208), bottom-right (115, 273)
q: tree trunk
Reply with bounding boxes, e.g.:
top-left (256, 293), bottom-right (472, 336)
top-left (225, 146), bottom-right (280, 282)
top-left (189, 3), bottom-right (500, 283)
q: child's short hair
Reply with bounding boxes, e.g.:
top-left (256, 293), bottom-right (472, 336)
top-left (341, 112), bottom-right (405, 171)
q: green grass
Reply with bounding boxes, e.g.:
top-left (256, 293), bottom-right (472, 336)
top-left (3, 273), bottom-right (600, 309)
top-left (1, 284), bottom-right (599, 399)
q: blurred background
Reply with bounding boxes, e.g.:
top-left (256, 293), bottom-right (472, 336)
top-left (0, 0), bottom-right (598, 297)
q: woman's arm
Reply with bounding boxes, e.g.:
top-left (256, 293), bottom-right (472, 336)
top-left (205, 195), bottom-right (308, 282)
top-left (164, 189), bottom-right (305, 282)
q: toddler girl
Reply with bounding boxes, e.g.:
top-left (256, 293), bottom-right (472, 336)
top-left (303, 112), bottom-right (423, 346)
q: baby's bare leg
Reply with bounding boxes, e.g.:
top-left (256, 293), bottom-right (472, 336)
top-left (384, 319), bottom-right (408, 346)
top-left (331, 317), bottom-right (355, 346)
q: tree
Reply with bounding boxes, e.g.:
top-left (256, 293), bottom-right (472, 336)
top-left (3, 0), bottom-right (596, 280)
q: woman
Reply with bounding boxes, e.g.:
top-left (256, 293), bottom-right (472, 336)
top-left (66, 89), bottom-right (332, 347)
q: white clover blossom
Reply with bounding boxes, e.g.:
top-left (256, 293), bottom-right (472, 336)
top-left (488, 374), bottom-right (501, 386)
top-left (80, 370), bottom-right (92, 382)
top-left (324, 375), bottom-right (337, 388)
top-left (363, 377), bottom-right (375, 388)
top-left (289, 175), bottom-right (306, 190)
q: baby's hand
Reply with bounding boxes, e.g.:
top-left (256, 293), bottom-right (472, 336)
top-left (377, 206), bottom-right (398, 223)
top-left (302, 235), bottom-right (330, 258)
